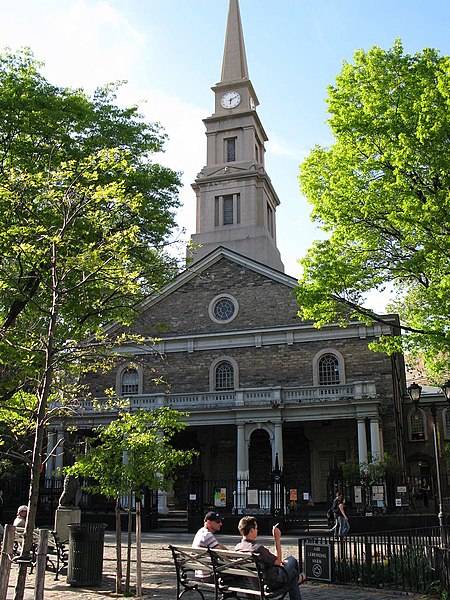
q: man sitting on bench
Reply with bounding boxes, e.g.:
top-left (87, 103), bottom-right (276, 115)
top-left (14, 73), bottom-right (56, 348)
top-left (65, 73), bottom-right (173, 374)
top-left (234, 516), bottom-right (306, 600)
top-left (192, 511), bottom-right (227, 581)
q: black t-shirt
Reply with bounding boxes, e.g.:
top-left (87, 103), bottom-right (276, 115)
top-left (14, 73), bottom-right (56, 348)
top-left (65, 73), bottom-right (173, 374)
top-left (332, 497), bottom-right (340, 514)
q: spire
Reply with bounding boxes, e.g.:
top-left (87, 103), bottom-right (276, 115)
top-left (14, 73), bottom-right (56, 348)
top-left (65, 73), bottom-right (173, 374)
top-left (220, 0), bottom-right (249, 83)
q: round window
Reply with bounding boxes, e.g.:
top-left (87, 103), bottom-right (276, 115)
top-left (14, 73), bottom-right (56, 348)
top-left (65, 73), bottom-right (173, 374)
top-left (209, 294), bottom-right (238, 324)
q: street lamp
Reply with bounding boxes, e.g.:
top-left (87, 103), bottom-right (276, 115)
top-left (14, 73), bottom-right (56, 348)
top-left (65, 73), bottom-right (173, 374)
top-left (407, 381), bottom-right (450, 547)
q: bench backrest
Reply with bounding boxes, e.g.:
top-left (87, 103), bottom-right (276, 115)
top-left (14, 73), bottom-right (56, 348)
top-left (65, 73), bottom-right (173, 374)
top-left (169, 544), bottom-right (214, 579)
top-left (208, 548), bottom-right (289, 600)
top-left (169, 545), bottom-right (289, 600)
top-left (208, 548), bottom-right (260, 580)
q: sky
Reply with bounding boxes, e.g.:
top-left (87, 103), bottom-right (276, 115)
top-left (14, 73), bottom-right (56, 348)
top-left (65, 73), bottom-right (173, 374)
top-left (1, 0), bottom-right (450, 309)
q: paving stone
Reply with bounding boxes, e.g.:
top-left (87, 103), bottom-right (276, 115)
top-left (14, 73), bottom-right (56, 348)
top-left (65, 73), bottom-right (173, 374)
top-left (4, 532), bottom-right (436, 599)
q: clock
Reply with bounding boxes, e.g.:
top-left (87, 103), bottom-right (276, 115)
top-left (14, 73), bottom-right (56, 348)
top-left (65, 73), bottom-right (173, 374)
top-left (221, 91), bottom-right (241, 109)
top-left (249, 97), bottom-right (256, 110)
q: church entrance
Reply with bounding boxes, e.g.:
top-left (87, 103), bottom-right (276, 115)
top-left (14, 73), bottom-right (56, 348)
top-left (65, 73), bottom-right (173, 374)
top-left (249, 428), bottom-right (272, 485)
top-left (282, 425), bottom-right (311, 495)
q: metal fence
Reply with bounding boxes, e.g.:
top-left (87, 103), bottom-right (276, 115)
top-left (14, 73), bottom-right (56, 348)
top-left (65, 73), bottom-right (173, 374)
top-left (0, 476), bottom-right (158, 529)
top-left (187, 475), bottom-right (285, 517)
top-left (326, 473), bottom-right (450, 516)
top-left (299, 525), bottom-right (450, 594)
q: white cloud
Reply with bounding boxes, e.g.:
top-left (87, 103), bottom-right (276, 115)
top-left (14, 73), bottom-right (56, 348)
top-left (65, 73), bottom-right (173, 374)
top-left (0, 0), bottom-right (202, 249)
top-left (133, 89), bottom-right (206, 242)
top-left (267, 135), bottom-right (308, 162)
top-left (0, 1), bottom-right (146, 90)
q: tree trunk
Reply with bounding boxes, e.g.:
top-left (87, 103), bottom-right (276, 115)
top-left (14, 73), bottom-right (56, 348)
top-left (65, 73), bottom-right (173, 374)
top-left (125, 493), bottom-right (132, 594)
top-left (14, 242), bottom-right (59, 600)
top-left (136, 501), bottom-right (142, 597)
top-left (115, 496), bottom-right (122, 594)
top-left (14, 388), bottom-right (51, 600)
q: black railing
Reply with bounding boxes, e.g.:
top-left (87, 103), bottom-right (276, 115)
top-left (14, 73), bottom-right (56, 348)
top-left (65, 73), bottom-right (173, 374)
top-left (187, 475), bottom-right (285, 518)
top-left (0, 475), bottom-right (158, 529)
top-left (327, 474), bottom-right (450, 515)
top-left (298, 526), bottom-right (450, 593)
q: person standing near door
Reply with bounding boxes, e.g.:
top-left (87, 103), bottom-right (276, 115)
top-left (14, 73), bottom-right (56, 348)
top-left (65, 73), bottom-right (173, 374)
top-left (421, 478), bottom-right (431, 508)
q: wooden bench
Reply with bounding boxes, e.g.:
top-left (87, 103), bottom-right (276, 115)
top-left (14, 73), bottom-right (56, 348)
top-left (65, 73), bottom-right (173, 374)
top-left (13, 528), bottom-right (68, 579)
top-left (169, 545), bottom-right (217, 600)
top-left (169, 545), bottom-right (290, 600)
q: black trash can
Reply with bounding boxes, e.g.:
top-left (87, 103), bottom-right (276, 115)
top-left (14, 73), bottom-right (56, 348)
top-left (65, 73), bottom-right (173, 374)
top-left (67, 523), bottom-right (107, 586)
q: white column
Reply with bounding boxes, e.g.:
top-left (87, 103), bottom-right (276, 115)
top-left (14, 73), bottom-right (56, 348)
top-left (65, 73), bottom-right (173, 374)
top-left (237, 424), bottom-right (248, 478)
top-left (45, 431), bottom-right (56, 477)
top-left (370, 418), bottom-right (381, 461)
top-left (272, 422), bottom-right (284, 514)
top-left (273, 422), bottom-right (283, 470)
top-left (54, 430), bottom-right (64, 476)
top-left (357, 418), bottom-right (368, 465)
top-left (158, 487), bottom-right (171, 514)
top-left (236, 424), bottom-right (248, 513)
top-left (379, 423), bottom-right (384, 457)
top-left (156, 430), bottom-right (170, 514)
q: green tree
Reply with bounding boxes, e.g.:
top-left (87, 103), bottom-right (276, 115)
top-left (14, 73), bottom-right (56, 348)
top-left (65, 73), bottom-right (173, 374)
top-left (0, 392), bottom-right (37, 469)
top-left (296, 40), bottom-right (450, 379)
top-left (66, 406), bottom-right (196, 595)
top-left (0, 48), bottom-right (181, 599)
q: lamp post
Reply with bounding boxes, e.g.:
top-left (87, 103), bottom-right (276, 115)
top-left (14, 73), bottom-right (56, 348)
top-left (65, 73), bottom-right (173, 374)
top-left (407, 381), bottom-right (450, 548)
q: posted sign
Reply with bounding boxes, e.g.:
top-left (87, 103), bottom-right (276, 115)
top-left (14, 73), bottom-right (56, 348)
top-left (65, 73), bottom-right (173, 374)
top-left (304, 543), bottom-right (333, 582)
top-left (214, 487), bottom-right (226, 507)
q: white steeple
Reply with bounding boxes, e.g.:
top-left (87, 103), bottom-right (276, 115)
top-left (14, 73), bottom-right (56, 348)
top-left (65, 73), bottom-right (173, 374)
top-left (188, 0), bottom-right (284, 272)
top-left (220, 0), bottom-right (249, 83)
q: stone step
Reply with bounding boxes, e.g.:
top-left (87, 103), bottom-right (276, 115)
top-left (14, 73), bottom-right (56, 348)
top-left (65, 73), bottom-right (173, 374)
top-left (158, 511), bottom-right (188, 531)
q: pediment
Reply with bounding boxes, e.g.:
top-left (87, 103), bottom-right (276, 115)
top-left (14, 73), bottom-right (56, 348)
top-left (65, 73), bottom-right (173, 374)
top-left (104, 247), bottom-right (299, 339)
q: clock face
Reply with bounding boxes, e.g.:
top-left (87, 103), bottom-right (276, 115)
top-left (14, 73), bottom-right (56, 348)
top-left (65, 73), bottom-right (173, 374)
top-left (221, 91), bottom-right (241, 109)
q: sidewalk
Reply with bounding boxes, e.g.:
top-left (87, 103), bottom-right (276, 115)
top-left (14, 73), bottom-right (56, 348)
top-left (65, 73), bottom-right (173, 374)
top-left (4, 531), bottom-right (435, 599)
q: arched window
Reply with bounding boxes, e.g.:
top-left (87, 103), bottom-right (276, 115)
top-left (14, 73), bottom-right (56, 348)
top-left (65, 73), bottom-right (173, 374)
top-left (409, 408), bottom-right (427, 441)
top-left (209, 357), bottom-right (239, 392)
top-left (121, 368), bottom-right (139, 396)
top-left (313, 349), bottom-right (345, 387)
top-left (215, 361), bottom-right (234, 391)
top-left (318, 354), bottom-right (340, 385)
top-left (443, 408), bottom-right (450, 439)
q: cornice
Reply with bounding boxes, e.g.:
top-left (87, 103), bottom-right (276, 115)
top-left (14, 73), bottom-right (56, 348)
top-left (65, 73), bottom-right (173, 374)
top-left (117, 320), bottom-right (394, 355)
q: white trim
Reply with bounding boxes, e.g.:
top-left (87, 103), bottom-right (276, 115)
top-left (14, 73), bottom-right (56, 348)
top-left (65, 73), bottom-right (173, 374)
top-left (114, 323), bottom-right (393, 356)
top-left (115, 363), bottom-right (144, 396)
top-left (209, 356), bottom-right (239, 391)
top-left (312, 348), bottom-right (346, 386)
top-left (407, 407), bottom-right (428, 442)
top-left (103, 247), bottom-right (298, 337)
top-left (246, 423), bottom-right (274, 446)
top-left (208, 293), bottom-right (239, 324)
top-left (99, 246), bottom-right (399, 340)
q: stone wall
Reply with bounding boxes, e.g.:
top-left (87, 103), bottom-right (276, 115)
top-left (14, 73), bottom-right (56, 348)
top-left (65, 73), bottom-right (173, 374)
top-left (124, 258), bottom-right (300, 338)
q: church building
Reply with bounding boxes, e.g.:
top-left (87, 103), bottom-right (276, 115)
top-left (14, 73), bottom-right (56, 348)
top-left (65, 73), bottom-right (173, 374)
top-left (47, 0), bottom-right (411, 523)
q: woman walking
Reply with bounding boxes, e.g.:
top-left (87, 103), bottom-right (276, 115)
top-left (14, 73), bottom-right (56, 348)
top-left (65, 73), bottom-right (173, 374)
top-left (337, 496), bottom-right (350, 536)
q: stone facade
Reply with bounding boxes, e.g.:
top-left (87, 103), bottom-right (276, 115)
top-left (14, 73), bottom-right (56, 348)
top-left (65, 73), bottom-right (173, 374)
top-left (70, 248), bottom-right (406, 511)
